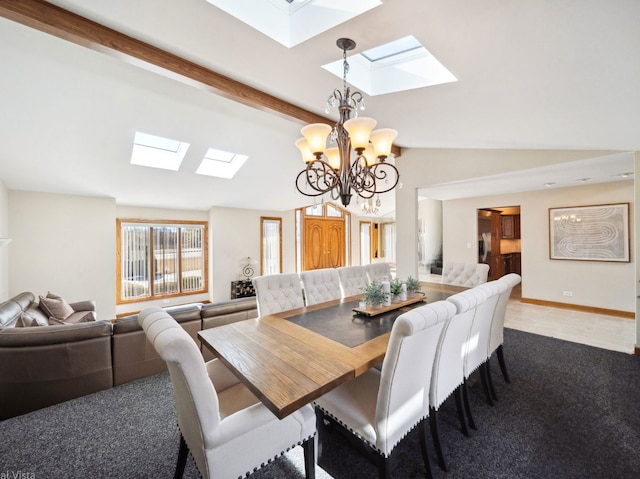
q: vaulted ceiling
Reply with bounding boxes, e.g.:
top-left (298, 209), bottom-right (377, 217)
top-left (0, 0), bottom-right (638, 215)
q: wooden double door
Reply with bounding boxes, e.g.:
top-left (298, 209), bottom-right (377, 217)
top-left (304, 218), bottom-right (345, 270)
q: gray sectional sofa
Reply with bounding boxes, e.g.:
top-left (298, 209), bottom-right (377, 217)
top-left (0, 292), bottom-right (258, 420)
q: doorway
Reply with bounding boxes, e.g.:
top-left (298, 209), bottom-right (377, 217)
top-left (296, 202), bottom-right (350, 271)
top-left (477, 206), bottom-right (521, 281)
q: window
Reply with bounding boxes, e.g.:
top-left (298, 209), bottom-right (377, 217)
top-left (325, 203), bottom-right (343, 217)
top-left (261, 217), bottom-right (282, 275)
top-left (360, 222), bottom-right (371, 265)
top-left (117, 219), bottom-right (207, 303)
top-left (381, 222), bottom-right (396, 263)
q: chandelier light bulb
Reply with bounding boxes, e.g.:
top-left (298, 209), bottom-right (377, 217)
top-left (369, 128), bottom-right (398, 160)
top-left (295, 138), bottom-right (315, 163)
top-left (301, 123), bottom-right (332, 156)
top-left (344, 117), bottom-right (377, 151)
top-left (362, 144), bottom-right (376, 166)
top-left (325, 147), bottom-right (341, 170)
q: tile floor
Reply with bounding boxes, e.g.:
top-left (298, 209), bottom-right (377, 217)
top-left (421, 274), bottom-right (637, 354)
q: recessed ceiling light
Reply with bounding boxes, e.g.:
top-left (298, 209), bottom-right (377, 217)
top-left (543, 182), bottom-right (555, 187)
top-left (618, 172), bottom-right (634, 178)
top-left (576, 178), bottom-right (591, 183)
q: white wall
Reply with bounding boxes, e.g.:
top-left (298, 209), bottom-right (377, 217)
top-left (9, 190), bottom-right (116, 320)
top-left (209, 206), bottom-right (295, 302)
top-left (0, 179), bottom-right (9, 301)
top-left (7, 196), bottom-right (299, 317)
top-left (443, 181), bottom-right (634, 312)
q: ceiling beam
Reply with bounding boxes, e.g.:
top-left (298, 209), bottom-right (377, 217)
top-left (0, 0), bottom-right (401, 157)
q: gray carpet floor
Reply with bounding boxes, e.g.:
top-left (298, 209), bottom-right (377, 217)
top-left (1, 328), bottom-right (639, 478)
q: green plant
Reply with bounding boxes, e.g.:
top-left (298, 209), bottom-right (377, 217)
top-left (390, 278), bottom-right (403, 296)
top-left (362, 281), bottom-right (388, 306)
top-left (405, 276), bottom-right (420, 293)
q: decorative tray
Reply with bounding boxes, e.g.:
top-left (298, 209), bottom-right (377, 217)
top-left (352, 294), bottom-right (426, 318)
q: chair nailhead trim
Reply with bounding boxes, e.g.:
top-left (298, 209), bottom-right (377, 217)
top-left (315, 405), bottom-right (426, 457)
top-left (239, 433), bottom-right (315, 478)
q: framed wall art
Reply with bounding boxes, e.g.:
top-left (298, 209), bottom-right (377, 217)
top-left (549, 203), bottom-right (630, 262)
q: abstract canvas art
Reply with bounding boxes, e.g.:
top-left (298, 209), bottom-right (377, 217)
top-left (549, 203), bottom-right (630, 262)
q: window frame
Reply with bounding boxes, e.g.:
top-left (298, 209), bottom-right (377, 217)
top-left (260, 216), bottom-right (283, 275)
top-left (116, 219), bottom-right (208, 304)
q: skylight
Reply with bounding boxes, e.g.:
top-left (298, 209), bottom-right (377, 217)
top-left (196, 148), bottom-right (248, 179)
top-left (322, 35), bottom-right (457, 96)
top-left (361, 36), bottom-right (422, 62)
top-left (130, 131), bottom-right (189, 171)
top-left (204, 0), bottom-right (381, 48)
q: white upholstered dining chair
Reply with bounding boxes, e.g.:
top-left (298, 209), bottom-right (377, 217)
top-left (429, 287), bottom-right (487, 472)
top-left (299, 268), bottom-right (342, 306)
top-left (468, 280), bottom-right (508, 406)
top-left (364, 262), bottom-right (392, 283)
top-left (252, 273), bottom-right (304, 316)
top-left (488, 273), bottom-right (522, 385)
top-left (315, 300), bottom-right (456, 479)
top-left (337, 265), bottom-right (369, 298)
top-left (138, 307), bottom-right (316, 479)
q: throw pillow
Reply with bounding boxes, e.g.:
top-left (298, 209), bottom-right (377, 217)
top-left (76, 311), bottom-right (95, 323)
top-left (47, 311), bottom-right (95, 326)
top-left (15, 311), bottom-right (42, 327)
top-left (39, 295), bottom-right (74, 321)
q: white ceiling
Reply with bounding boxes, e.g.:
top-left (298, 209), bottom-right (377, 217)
top-left (0, 0), bottom-right (638, 215)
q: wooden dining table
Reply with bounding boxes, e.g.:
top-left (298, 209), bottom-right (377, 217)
top-left (198, 282), bottom-right (467, 419)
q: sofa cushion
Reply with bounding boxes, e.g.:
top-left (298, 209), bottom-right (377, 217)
top-left (114, 303), bottom-right (203, 333)
top-left (39, 295), bottom-right (74, 321)
top-left (0, 321), bottom-right (112, 347)
top-left (200, 297), bottom-right (257, 318)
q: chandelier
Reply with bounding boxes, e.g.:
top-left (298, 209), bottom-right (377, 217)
top-left (295, 38), bottom-right (399, 207)
top-left (361, 196), bottom-right (381, 215)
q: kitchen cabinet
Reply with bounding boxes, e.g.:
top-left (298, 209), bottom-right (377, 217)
top-left (489, 211), bottom-right (503, 280)
top-left (501, 215), bottom-right (521, 239)
top-left (513, 253), bottom-right (521, 275)
top-left (502, 253), bottom-right (522, 275)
